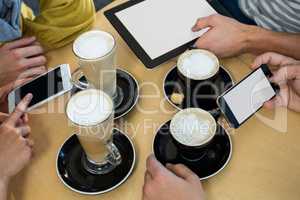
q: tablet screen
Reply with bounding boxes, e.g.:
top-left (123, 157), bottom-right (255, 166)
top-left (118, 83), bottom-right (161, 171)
top-left (115, 0), bottom-right (216, 60)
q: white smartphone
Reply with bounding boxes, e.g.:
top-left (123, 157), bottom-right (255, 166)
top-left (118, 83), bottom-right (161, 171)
top-left (8, 64), bottom-right (73, 113)
top-left (217, 65), bottom-right (279, 128)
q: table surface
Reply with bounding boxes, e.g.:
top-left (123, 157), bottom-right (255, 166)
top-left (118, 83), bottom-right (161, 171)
top-left (9, 1), bottom-right (300, 200)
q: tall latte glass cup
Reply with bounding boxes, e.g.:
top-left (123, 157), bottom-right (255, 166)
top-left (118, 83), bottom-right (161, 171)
top-left (71, 30), bottom-right (117, 99)
top-left (66, 88), bottom-right (122, 175)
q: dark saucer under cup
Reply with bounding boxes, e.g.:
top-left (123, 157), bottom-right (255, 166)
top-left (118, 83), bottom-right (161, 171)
top-left (153, 121), bottom-right (232, 180)
top-left (72, 68), bottom-right (139, 119)
top-left (164, 65), bottom-right (234, 113)
top-left (114, 69), bottom-right (139, 119)
top-left (56, 129), bottom-right (135, 195)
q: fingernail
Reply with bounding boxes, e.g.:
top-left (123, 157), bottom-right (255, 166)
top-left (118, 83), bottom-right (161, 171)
top-left (41, 66), bottom-right (47, 71)
top-left (26, 93), bottom-right (33, 101)
top-left (166, 163), bottom-right (173, 168)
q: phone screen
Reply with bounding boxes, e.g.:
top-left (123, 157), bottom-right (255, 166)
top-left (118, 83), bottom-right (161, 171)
top-left (221, 67), bottom-right (276, 126)
top-left (14, 67), bottom-right (64, 107)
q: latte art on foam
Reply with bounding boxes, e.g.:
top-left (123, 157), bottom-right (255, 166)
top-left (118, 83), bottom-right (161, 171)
top-left (66, 89), bottom-right (113, 126)
top-left (178, 50), bottom-right (219, 80)
top-left (73, 30), bottom-right (115, 60)
top-left (170, 108), bottom-right (216, 147)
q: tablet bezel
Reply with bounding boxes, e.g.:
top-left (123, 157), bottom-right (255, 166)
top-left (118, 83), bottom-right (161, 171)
top-left (104, 0), bottom-right (230, 69)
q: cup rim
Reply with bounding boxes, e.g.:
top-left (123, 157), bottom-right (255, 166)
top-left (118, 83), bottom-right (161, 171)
top-left (177, 49), bottom-right (220, 81)
top-left (65, 89), bottom-right (114, 128)
top-left (72, 30), bottom-right (116, 61)
top-left (170, 108), bottom-right (217, 148)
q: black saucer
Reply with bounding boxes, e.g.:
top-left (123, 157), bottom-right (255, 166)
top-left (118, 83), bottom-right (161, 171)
top-left (115, 69), bottom-right (139, 119)
top-left (164, 66), bottom-right (234, 113)
top-left (72, 68), bottom-right (139, 119)
top-left (56, 129), bottom-right (136, 195)
top-left (153, 121), bottom-right (232, 180)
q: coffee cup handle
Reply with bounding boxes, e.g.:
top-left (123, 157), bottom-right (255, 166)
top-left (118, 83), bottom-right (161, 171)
top-left (71, 68), bottom-right (89, 90)
top-left (106, 142), bottom-right (122, 167)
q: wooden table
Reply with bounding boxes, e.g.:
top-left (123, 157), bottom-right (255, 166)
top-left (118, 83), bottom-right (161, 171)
top-left (9, 1), bottom-right (300, 200)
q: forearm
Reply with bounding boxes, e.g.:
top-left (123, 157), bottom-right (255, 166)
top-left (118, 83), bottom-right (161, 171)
top-left (245, 26), bottom-right (300, 59)
top-left (0, 179), bottom-right (8, 200)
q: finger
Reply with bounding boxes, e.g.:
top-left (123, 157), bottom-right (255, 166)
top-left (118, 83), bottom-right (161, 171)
top-left (252, 52), bottom-right (298, 69)
top-left (276, 86), bottom-right (290, 108)
top-left (8, 94), bottom-right (33, 124)
top-left (146, 155), bottom-right (167, 178)
top-left (0, 112), bottom-right (9, 123)
top-left (0, 78), bottom-right (32, 98)
top-left (263, 100), bottom-right (276, 110)
top-left (26, 139), bottom-right (34, 147)
top-left (17, 125), bottom-right (31, 137)
top-left (20, 56), bottom-right (47, 69)
top-left (142, 185), bottom-right (151, 200)
top-left (18, 66), bottom-right (47, 79)
top-left (142, 195), bottom-right (150, 200)
top-left (33, 41), bottom-right (41, 46)
top-left (16, 114), bottom-right (28, 126)
top-left (271, 66), bottom-right (300, 84)
top-left (2, 37), bottom-right (36, 50)
top-left (11, 78), bottom-right (32, 89)
top-left (0, 78), bottom-right (31, 104)
top-left (194, 34), bottom-right (211, 50)
top-left (13, 45), bottom-right (44, 58)
top-left (166, 163), bottom-right (198, 181)
top-left (144, 171), bottom-right (152, 183)
top-left (192, 14), bottom-right (217, 32)
top-left (23, 113), bottom-right (29, 123)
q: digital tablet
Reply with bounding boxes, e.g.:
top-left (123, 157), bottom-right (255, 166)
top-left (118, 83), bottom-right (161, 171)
top-left (105, 0), bottom-right (228, 69)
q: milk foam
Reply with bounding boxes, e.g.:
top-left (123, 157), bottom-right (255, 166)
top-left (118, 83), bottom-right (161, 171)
top-left (170, 108), bottom-right (216, 146)
top-left (178, 50), bottom-right (218, 80)
top-left (73, 30), bottom-right (115, 60)
top-left (66, 89), bottom-right (113, 126)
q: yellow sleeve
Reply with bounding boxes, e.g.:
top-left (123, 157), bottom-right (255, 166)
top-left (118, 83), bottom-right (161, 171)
top-left (22, 0), bottom-right (96, 50)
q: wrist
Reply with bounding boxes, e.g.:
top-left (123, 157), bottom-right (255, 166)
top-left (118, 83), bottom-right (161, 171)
top-left (242, 25), bottom-right (273, 54)
top-left (242, 25), bottom-right (260, 53)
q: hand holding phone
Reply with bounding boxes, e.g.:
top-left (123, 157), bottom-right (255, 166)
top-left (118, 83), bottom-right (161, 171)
top-left (0, 94), bottom-right (34, 185)
top-left (217, 64), bottom-right (278, 128)
top-left (8, 64), bottom-right (72, 113)
top-left (251, 52), bottom-right (300, 112)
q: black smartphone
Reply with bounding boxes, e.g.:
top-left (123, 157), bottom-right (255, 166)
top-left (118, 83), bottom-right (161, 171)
top-left (217, 64), bottom-right (279, 128)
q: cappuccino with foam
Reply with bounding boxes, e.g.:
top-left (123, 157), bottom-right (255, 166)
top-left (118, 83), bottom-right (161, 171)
top-left (178, 49), bottom-right (219, 81)
top-left (66, 89), bottom-right (114, 163)
top-left (170, 108), bottom-right (216, 147)
top-left (73, 30), bottom-right (117, 97)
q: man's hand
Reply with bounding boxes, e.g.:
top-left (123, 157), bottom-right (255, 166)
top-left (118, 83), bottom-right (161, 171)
top-left (0, 78), bottom-right (32, 106)
top-left (142, 155), bottom-right (205, 200)
top-left (192, 14), bottom-right (255, 58)
top-left (252, 53), bottom-right (300, 112)
top-left (0, 112), bottom-right (29, 126)
top-left (0, 37), bottom-right (47, 87)
top-left (0, 113), bottom-right (9, 123)
top-left (0, 94), bottom-right (33, 185)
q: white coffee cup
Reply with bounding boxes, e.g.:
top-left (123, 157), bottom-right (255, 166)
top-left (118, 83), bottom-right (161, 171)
top-left (72, 30), bottom-right (117, 98)
top-left (169, 108), bottom-right (217, 160)
top-left (66, 89), bottom-right (121, 175)
top-left (170, 108), bottom-right (217, 147)
top-left (177, 49), bottom-right (219, 81)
